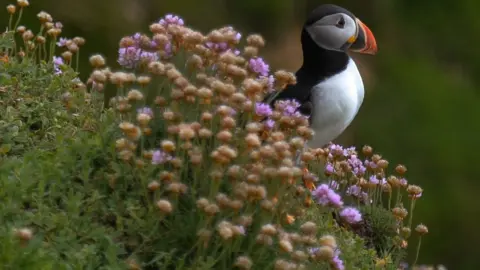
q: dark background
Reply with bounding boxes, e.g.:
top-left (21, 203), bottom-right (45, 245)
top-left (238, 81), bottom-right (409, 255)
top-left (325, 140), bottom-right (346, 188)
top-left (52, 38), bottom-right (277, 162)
top-left (3, 0), bottom-right (480, 268)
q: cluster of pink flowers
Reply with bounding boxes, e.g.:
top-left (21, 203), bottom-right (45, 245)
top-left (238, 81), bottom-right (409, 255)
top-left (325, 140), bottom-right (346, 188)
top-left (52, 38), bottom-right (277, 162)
top-left (339, 207), bottom-right (362, 224)
top-left (311, 144), bottom-right (371, 229)
top-left (205, 26), bottom-right (241, 55)
top-left (137, 107), bottom-right (154, 117)
top-left (254, 99), bottom-right (309, 130)
top-left (117, 14), bottom-right (187, 69)
top-left (248, 57), bottom-right (269, 76)
top-left (151, 150), bottom-right (172, 165)
top-left (52, 56), bottom-right (64, 75)
top-left (312, 184), bottom-right (344, 208)
top-left (158, 14), bottom-right (184, 27)
top-left (118, 33), bottom-right (161, 69)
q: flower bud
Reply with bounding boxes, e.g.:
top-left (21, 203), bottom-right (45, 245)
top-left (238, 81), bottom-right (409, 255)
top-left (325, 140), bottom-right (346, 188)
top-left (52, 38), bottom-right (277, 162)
top-left (415, 224), bottom-right (429, 235)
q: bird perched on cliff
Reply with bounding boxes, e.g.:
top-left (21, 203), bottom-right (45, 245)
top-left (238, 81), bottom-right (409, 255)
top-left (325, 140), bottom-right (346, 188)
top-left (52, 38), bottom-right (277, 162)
top-left (266, 4), bottom-right (377, 149)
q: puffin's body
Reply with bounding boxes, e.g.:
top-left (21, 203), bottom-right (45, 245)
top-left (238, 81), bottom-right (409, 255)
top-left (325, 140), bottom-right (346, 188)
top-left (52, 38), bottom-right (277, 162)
top-left (268, 4), bottom-right (377, 149)
top-left (308, 58), bottom-right (364, 147)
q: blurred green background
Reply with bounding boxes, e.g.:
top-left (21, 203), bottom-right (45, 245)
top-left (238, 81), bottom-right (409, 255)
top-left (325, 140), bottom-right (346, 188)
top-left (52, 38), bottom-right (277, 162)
top-left (2, 0), bottom-right (479, 268)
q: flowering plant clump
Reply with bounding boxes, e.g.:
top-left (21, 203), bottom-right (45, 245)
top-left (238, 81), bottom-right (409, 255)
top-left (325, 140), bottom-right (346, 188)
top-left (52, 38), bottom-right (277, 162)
top-left (0, 2), bottom-right (440, 269)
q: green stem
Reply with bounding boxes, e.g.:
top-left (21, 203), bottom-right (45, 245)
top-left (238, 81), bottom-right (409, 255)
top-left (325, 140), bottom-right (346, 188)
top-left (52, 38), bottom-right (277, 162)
top-left (38, 42), bottom-right (42, 61)
top-left (13, 8), bottom-right (23, 30)
top-left (49, 38), bottom-right (56, 62)
top-left (407, 199), bottom-right (416, 229)
top-left (8, 14), bottom-right (13, 31)
top-left (395, 187), bottom-right (401, 206)
top-left (42, 43), bottom-right (47, 62)
top-left (388, 191), bottom-right (392, 210)
top-left (75, 49), bottom-right (80, 72)
top-left (413, 236), bottom-right (422, 266)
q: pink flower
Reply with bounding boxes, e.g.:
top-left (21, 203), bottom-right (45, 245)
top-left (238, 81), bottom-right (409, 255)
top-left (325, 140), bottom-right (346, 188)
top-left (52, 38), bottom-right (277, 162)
top-left (248, 57), bottom-right (269, 76)
top-left (312, 184), bottom-right (343, 208)
top-left (339, 207), bottom-right (362, 224)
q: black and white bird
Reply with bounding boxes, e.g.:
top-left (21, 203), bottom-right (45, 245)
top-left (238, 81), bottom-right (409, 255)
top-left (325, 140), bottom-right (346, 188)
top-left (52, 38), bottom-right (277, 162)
top-left (267, 4), bottom-right (377, 149)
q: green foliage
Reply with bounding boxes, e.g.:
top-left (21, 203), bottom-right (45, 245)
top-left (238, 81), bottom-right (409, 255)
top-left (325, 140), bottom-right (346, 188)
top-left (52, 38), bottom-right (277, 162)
top-left (0, 43), bottom-right (90, 156)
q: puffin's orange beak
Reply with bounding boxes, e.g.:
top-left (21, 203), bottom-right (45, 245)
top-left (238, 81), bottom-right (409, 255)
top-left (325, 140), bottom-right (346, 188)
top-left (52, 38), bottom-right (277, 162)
top-left (350, 18), bottom-right (378, 55)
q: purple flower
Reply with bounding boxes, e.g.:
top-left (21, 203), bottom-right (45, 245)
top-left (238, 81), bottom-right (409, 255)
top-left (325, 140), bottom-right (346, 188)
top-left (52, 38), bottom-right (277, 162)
top-left (164, 42), bottom-right (172, 55)
top-left (205, 41), bottom-right (230, 53)
top-left (230, 49), bottom-right (241, 55)
top-left (255, 102), bottom-right (273, 117)
top-left (235, 32), bottom-right (242, 41)
top-left (275, 99), bottom-right (301, 117)
top-left (325, 163), bottom-right (335, 174)
top-left (399, 178), bottom-right (408, 187)
top-left (53, 56), bottom-right (64, 74)
top-left (137, 107), bottom-right (153, 117)
top-left (56, 37), bottom-right (68, 47)
top-left (264, 119), bottom-right (275, 130)
top-left (248, 57), bottom-right (269, 76)
top-left (339, 207), bottom-right (362, 224)
top-left (151, 150), bottom-right (172, 165)
top-left (159, 14), bottom-right (185, 27)
top-left (117, 32), bottom-right (161, 68)
top-left (346, 185), bottom-right (361, 197)
top-left (328, 144), bottom-right (355, 157)
top-left (369, 175), bottom-right (386, 185)
top-left (307, 247), bottom-right (319, 255)
top-left (364, 159), bottom-right (377, 169)
top-left (312, 184), bottom-right (343, 208)
top-left (329, 144), bottom-right (344, 155)
top-left (332, 250), bottom-right (345, 270)
top-left (54, 22), bottom-right (63, 29)
top-left (369, 175), bottom-right (379, 185)
top-left (235, 225), bottom-right (246, 235)
top-left (118, 46), bottom-right (141, 68)
top-left (139, 51), bottom-right (159, 63)
top-left (347, 155), bottom-right (366, 176)
top-left (344, 146), bottom-right (356, 156)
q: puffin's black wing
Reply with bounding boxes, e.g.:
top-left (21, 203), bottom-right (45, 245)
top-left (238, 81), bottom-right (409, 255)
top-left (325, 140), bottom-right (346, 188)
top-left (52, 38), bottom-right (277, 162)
top-left (265, 69), bottom-right (321, 118)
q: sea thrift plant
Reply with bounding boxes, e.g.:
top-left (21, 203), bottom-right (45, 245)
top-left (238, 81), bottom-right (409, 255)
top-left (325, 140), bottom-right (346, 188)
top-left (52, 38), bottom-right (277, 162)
top-left (0, 2), bottom-right (438, 269)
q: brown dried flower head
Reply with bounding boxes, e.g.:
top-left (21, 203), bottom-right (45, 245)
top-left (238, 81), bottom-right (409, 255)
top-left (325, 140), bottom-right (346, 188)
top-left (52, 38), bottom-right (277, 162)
top-left (127, 89), bottom-right (144, 101)
top-left (89, 54), bottom-right (106, 68)
top-left (37, 11), bottom-right (52, 24)
top-left (156, 199), bottom-right (173, 214)
top-left (246, 34), bottom-right (265, 48)
top-left (7, 4), bottom-right (16, 14)
top-left (395, 164), bottom-right (407, 175)
top-left (392, 207), bottom-right (408, 220)
top-left (17, 0), bottom-right (30, 8)
top-left (318, 235), bottom-right (337, 249)
top-left (14, 228), bottom-right (33, 241)
top-left (234, 256), bottom-right (253, 270)
top-left (415, 224), bottom-right (429, 235)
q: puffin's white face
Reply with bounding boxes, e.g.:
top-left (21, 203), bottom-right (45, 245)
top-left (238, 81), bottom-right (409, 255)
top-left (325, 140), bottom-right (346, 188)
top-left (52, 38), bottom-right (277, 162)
top-left (305, 13), bottom-right (359, 52)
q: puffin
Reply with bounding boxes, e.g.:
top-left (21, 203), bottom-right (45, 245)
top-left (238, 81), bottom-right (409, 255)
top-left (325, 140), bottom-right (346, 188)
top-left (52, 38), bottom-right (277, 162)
top-left (267, 4), bottom-right (378, 149)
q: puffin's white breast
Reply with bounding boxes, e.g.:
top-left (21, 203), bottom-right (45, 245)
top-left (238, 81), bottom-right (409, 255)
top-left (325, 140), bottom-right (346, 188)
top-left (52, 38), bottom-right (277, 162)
top-left (307, 58), bottom-right (364, 148)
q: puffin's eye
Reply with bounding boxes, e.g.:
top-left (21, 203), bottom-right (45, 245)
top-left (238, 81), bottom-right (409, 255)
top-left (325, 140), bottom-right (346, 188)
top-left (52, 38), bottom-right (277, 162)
top-left (336, 17), bottom-right (345, 28)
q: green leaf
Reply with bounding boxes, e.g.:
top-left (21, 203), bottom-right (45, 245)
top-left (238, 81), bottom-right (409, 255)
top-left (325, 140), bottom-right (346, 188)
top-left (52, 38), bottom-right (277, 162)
top-left (0, 144), bottom-right (11, 154)
top-left (0, 31), bottom-right (15, 49)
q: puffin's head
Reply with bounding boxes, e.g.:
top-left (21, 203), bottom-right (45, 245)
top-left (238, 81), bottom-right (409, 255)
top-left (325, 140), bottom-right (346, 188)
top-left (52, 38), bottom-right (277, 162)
top-left (304, 4), bottom-right (377, 55)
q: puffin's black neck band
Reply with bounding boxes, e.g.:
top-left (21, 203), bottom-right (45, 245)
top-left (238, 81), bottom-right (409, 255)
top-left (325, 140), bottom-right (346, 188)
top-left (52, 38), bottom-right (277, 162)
top-left (299, 28), bottom-right (350, 80)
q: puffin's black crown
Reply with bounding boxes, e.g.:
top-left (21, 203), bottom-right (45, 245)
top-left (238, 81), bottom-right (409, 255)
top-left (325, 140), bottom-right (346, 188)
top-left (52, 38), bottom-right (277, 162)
top-left (305, 4), bottom-right (356, 26)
